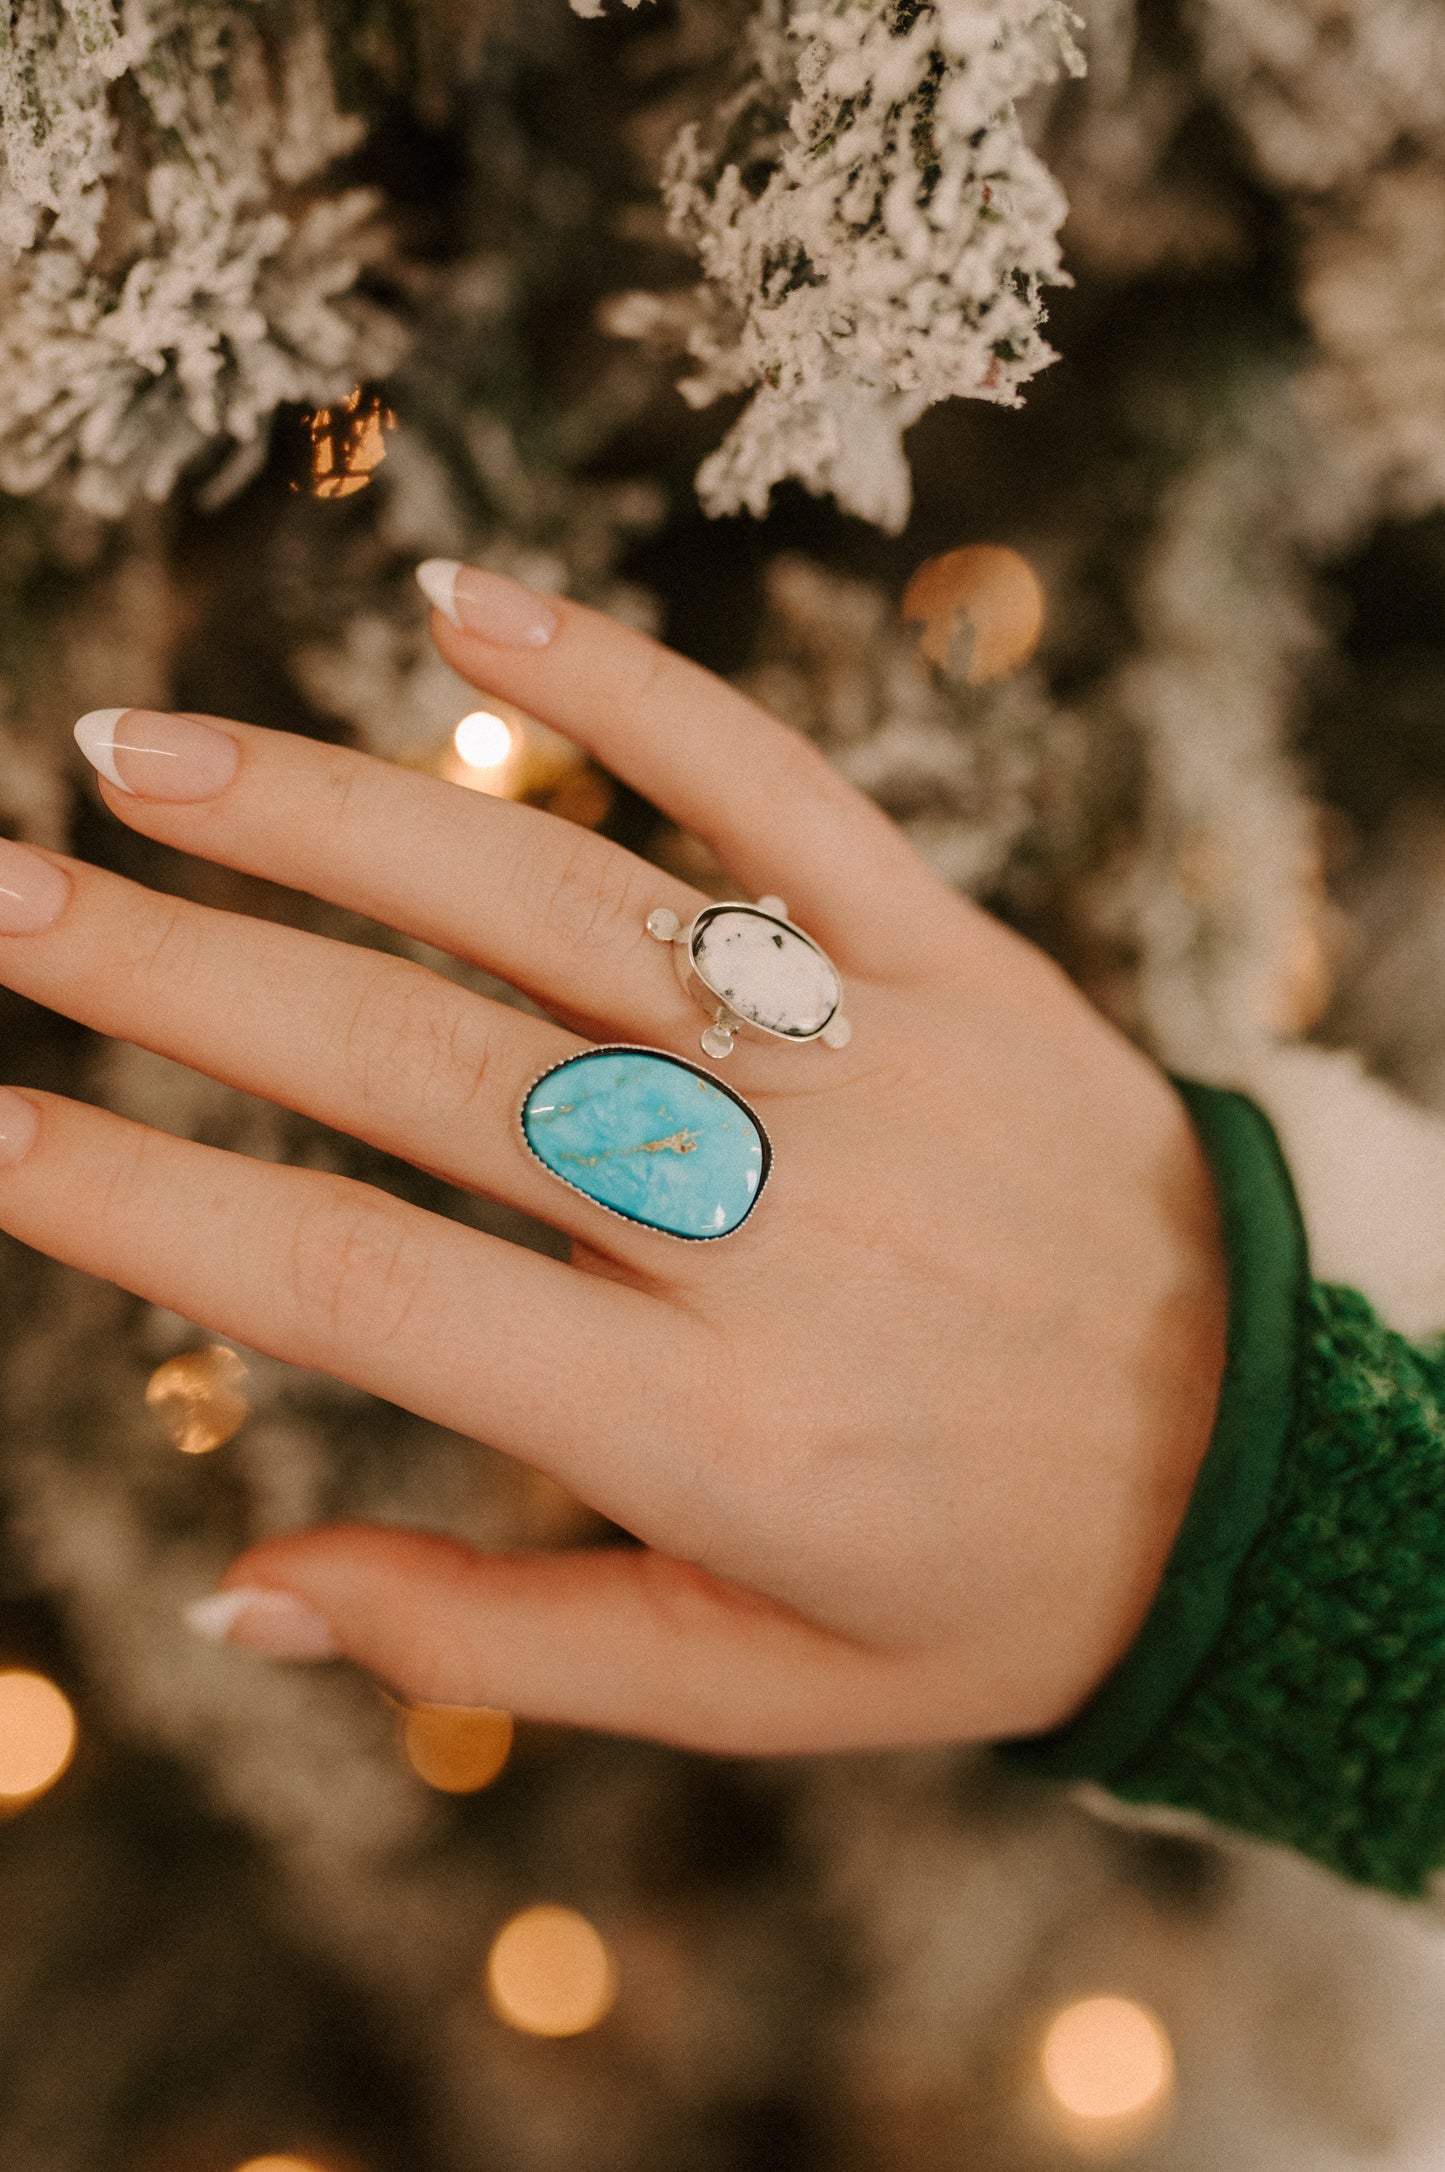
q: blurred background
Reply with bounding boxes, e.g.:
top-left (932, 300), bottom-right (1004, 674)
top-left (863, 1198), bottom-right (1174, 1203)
top-left (6, 1), bottom-right (1445, 2165)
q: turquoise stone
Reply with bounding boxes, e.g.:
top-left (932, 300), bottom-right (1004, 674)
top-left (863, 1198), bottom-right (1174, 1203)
top-left (521, 1047), bottom-right (770, 1239)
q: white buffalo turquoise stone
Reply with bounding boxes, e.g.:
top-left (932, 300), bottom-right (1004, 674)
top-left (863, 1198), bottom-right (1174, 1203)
top-left (521, 1048), bottom-right (769, 1239)
top-left (690, 907), bottom-right (839, 1039)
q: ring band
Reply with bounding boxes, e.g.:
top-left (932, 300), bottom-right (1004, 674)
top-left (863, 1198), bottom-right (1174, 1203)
top-left (646, 896), bottom-right (852, 1061)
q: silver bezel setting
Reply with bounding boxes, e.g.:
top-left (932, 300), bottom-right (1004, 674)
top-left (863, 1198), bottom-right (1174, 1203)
top-left (647, 897), bottom-right (851, 1060)
top-left (516, 1042), bottom-right (772, 1242)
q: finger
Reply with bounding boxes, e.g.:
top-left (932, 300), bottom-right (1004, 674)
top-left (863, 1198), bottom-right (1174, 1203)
top-left (419, 562), bottom-right (958, 976)
top-left (0, 1091), bottom-right (719, 1551)
top-left (0, 839), bottom-right (705, 1257)
top-left (77, 708), bottom-right (712, 1048)
top-left (204, 1524), bottom-right (969, 1756)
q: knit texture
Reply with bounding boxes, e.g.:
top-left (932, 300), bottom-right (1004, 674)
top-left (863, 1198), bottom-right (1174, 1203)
top-left (1107, 1281), bottom-right (1445, 1895)
top-left (1001, 1077), bottom-right (1445, 1896)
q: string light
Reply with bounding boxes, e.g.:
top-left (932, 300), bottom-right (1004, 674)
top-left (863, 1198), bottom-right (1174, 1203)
top-left (402, 1703), bottom-right (514, 1793)
top-left (453, 711), bottom-right (516, 774)
top-left (437, 702), bottom-right (528, 799)
top-left (1040, 1995), bottom-right (1174, 2127)
top-left (486, 1904), bottom-right (617, 2037)
top-left (0, 1670), bottom-right (77, 1805)
top-left (430, 700), bottom-right (613, 825)
top-left (145, 1345), bottom-right (251, 1455)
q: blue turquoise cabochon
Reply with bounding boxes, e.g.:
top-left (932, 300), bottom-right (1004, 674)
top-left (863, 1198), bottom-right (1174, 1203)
top-left (520, 1046), bottom-right (771, 1239)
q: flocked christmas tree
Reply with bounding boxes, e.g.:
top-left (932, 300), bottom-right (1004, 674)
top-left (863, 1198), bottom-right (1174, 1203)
top-left (7, 2), bottom-right (1445, 2167)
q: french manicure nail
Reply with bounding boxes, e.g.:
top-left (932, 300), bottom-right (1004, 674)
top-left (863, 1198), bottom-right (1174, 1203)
top-left (75, 708), bottom-right (240, 802)
top-left (0, 1087), bottom-right (38, 1167)
top-left (415, 558), bottom-right (559, 648)
top-left (183, 1585), bottom-right (339, 1661)
top-left (0, 837), bottom-right (71, 933)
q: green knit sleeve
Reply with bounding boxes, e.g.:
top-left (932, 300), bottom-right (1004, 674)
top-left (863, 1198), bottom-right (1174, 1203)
top-left (999, 1077), bottom-right (1445, 1897)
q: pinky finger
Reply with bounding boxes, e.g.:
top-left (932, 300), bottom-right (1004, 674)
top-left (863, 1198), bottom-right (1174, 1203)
top-left (195, 1523), bottom-right (962, 1757)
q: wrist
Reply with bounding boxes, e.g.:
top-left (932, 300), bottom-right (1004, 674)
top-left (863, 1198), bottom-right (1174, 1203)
top-left (1002, 1078), bottom-right (1309, 1770)
top-left (1093, 1090), bottom-right (1232, 1693)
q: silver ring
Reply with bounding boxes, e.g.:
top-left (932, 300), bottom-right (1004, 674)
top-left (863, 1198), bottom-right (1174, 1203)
top-left (646, 895), bottom-right (852, 1061)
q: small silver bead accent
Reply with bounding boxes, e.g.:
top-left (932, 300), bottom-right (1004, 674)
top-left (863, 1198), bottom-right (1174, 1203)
top-left (756, 895), bottom-right (788, 919)
top-left (646, 907), bottom-right (681, 942)
top-left (701, 1022), bottom-right (736, 1060)
top-left (821, 1013), bottom-right (852, 1050)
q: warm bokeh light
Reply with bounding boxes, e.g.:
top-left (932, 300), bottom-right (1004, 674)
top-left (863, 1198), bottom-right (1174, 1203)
top-left (901, 542), bottom-right (1045, 681)
top-left (1041, 1995), bottom-right (1174, 2123)
top-left (486, 1904), bottom-right (617, 2037)
top-left (294, 384), bottom-right (395, 498)
top-left (429, 703), bottom-right (611, 822)
top-left (454, 710), bottom-right (516, 771)
top-left (0, 1671), bottom-right (77, 1802)
top-left (233, 2157), bottom-right (330, 2172)
top-left (145, 1344), bottom-right (251, 1454)
top-left (403, 1702), bottom-right (514, 1793)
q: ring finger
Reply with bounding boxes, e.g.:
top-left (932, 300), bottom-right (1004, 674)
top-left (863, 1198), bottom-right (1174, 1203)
top-left (0, 834), bottom-right (717, 1258)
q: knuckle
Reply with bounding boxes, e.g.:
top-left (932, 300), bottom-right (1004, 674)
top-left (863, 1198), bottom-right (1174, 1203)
top-left (633, 1553), bottom-right (733, 1640)
top-left (125, 894), bottom-right (201, 995)
top-left (531, 832), bottom-right (651, 962)
top-left (95, 1122), bottom-right (159, 1235)
top-left (619, 638), bottom-right (675, 719)
top-left (284, 1181), bottom-right (431, 1352)
top-left (340, 961), bottom-right (492, 1128)
top-left (316, 746), bottom-right (369, 833)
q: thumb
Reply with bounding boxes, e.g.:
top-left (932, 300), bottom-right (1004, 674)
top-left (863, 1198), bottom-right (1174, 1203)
top-left (185, 1522), bottom-right (939, 1757)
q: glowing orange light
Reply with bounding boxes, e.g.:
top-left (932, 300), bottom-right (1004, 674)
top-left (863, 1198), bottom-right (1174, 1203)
top-left (402, 1703), bottom-right (514, 1793)
top-left (233, 2157), bottom-right (330, 2172)
top-left (454, 711), bottom-right (515, 772)
top-left (1041, 1995), bottom-right (1174, 2123)
top-left (145, 1345), bottom-right (251, 1454)
top-left (486, 1904), bottom-right (617, 2037)
top-left (0, 1671), bottom-right (77, 1803)
top-left (901, 543), bottom-right (1045, 681)
top-left (293, 385), bottom-right (396, 499)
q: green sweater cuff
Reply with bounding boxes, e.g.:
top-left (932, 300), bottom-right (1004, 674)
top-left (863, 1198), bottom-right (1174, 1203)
top-left (999, 1075), bottom-right (1445, 1895)
top-left (1001, 1077), bottom-right (1311, 1786)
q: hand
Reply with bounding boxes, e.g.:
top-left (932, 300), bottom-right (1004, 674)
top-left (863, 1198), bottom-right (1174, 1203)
top-left (0, 563), bottom-right (1227, 1753)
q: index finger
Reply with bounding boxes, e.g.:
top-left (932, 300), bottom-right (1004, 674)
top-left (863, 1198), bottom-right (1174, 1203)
top-left (417, 560), bottom-right (957, 977)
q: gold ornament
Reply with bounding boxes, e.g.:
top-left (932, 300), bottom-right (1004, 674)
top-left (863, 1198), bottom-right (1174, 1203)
top-left (145, 1346), bottom-right (251, 1456)
top-left (901, 544), bottom-right (1045, 682)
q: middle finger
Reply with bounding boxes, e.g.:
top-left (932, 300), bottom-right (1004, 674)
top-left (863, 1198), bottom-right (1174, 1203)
top-left (83, 709), bottom-right (719, 1049)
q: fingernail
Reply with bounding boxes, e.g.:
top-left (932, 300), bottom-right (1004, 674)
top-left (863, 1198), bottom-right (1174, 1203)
top-left (0, 1087), bottom-right (38, 1166)
top-left (0, 837), bottom-right (71, 933)
top-left (75, 708), bottom-right (240, 802)
top-left (183, 1585), bottom-right (339, 1661)
top-left (416, 559), bottom-right (559, 647)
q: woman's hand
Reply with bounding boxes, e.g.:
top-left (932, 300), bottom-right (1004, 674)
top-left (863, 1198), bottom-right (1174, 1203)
top-left (0, 563), bottom-right (1227, 1753)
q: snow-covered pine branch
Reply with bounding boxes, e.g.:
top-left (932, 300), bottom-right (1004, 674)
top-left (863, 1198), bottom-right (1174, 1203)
top-left (0, 0), bottom-right (405, 517)
top-left (603, 0), bottom-right (1083, 532)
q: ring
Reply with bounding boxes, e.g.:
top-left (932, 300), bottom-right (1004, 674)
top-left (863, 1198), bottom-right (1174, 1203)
top-left (645, 896), bottom-right (852, 1061)
top-left (519, 1044), bottom-right (771, 1240)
